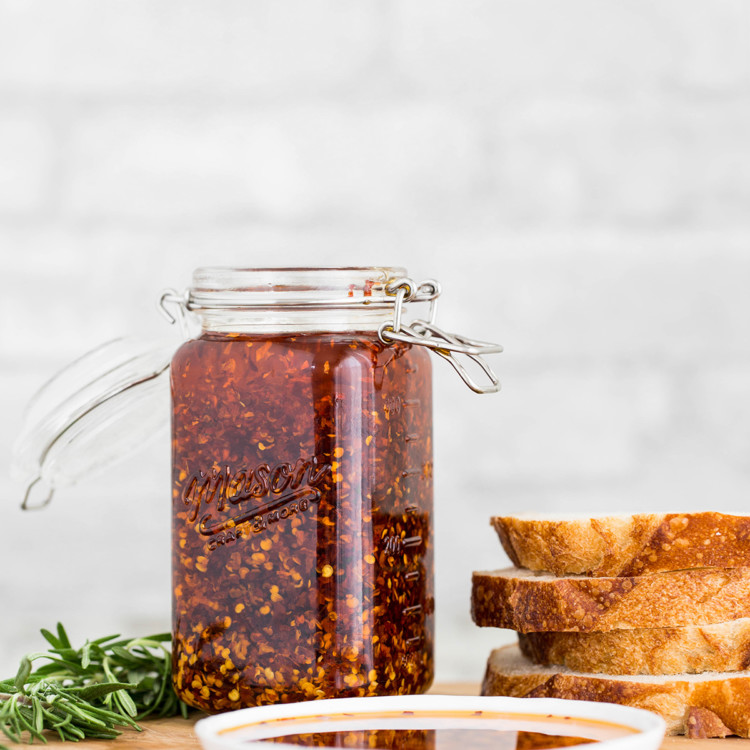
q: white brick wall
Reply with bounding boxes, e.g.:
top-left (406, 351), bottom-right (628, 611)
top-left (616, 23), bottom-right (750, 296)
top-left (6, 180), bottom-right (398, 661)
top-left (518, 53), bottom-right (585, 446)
top-left (2, 0), bottom-right (750, 688)
top-left (0, 112), bottom-right (56, 215)
top-left (492, 99), bottom-right (750, 226)
top-left (0, 0), bottom-right (383, 96)
top-left (63, 104), bottom-right (486, 222)
top-left (393, 0), bottom-right (750, 95)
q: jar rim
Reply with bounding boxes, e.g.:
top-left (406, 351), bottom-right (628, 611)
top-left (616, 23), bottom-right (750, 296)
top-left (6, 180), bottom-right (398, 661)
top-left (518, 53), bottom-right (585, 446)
top-left (188, 266), bottom-right (409, 310)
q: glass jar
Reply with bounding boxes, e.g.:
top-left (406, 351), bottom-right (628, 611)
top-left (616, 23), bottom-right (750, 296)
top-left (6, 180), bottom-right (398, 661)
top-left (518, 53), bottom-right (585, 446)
top-left (13, 265), bottom-right (501, 715)
top-left (170, 267), bottom-right (436, 711)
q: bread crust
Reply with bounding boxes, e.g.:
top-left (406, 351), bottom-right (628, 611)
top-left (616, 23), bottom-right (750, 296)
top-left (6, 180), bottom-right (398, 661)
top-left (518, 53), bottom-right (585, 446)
top-left (491, 511), bottom-right (750, 576)
top-left (482, 644), bottom-right (750, 737)
top-left (518, 619), bottom-right (750, 674)
top-left (471, 566), bottom-right (750, 633)
top-left (685, 707), bottom-right (732, 739)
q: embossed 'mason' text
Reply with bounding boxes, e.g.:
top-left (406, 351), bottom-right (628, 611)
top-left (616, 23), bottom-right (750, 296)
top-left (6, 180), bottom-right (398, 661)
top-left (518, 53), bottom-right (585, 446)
top-left (182, 456), bottom-right (331, 538)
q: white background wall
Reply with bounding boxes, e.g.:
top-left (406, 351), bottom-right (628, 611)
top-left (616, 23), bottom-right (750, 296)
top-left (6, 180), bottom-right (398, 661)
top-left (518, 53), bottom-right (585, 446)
top-left (2, 0), bottom-right (750, 685)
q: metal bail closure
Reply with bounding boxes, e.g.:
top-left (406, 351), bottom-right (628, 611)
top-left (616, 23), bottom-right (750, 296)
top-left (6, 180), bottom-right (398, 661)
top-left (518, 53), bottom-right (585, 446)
top-left (159, 288), bottom-right (192, 337)
top-left (378, 278), bottom-right (503, 394)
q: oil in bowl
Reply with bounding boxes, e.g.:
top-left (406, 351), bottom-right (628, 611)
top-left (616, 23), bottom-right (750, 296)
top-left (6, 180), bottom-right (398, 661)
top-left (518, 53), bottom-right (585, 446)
top-left (235, 709), bottom-right (607, 748)
top-left (195, 695), bottom-right (666, 750)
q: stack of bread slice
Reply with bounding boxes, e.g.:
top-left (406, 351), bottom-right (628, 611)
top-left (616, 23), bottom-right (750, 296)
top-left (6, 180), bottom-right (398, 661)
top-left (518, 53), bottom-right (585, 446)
top-left (472, 512), bottom-right (750, 738)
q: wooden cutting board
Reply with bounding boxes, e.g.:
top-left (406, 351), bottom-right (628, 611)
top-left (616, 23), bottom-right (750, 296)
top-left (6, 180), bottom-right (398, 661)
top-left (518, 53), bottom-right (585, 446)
top-left (33, 682), bottom-right (749, 749)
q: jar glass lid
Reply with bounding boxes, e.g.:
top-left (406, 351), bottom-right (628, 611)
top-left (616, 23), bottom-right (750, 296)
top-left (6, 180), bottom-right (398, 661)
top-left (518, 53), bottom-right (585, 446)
top-left (12, 337), bottom-right (176, 509)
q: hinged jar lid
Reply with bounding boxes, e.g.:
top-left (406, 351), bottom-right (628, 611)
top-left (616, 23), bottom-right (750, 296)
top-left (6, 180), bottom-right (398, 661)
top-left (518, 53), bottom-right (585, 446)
top-left (12, 337), bottom-right (176, 509)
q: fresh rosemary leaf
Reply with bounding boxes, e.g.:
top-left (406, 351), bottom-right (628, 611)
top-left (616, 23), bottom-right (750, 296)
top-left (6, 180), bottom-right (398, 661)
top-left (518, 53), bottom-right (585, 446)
top-left (0, 624), bottom-right (189, 744)
top-left (12, 659), bottom-right (30, 692)
top-left (70, 682), bottom-right (137, 701)
top-left (110, 646), bottom-right (143, 664)
top-left (39, 628), bottom-right (58, 648)
top-left (81, 642), bottom-right (92, 670)
top-left (31, 697), bottom-right (42, 735)
top-left (55, 624), bottom-right (72, 650)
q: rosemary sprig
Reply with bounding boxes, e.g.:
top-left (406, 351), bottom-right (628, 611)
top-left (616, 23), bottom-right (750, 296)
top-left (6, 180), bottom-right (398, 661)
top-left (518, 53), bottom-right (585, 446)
top-left (0, 623), bottom-right (188, 745)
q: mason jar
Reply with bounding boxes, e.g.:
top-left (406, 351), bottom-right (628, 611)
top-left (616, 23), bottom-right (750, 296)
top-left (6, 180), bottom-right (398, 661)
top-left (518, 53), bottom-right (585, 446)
top-left (14, 265), bottom-right (501, 715)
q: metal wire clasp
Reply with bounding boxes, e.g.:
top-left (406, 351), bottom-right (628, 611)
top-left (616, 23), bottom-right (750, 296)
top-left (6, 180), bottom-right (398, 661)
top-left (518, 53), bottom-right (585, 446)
top-left (158, 288), bottom-right (192, 337)
top-left (378, 278), bottom-right (503, 394)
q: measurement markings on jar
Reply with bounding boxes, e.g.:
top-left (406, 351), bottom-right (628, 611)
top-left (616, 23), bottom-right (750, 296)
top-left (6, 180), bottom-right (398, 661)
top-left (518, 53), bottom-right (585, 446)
top-left (391, 367), bottom-right (430, 676)
top-left (384, 394), bottom-right (404, 415)
top-left (403, 535), bottom-right (422, 549)
top-left (383, 535), bottom-right (403, 555)
top-left (382, 534), bottom-right (422, 555)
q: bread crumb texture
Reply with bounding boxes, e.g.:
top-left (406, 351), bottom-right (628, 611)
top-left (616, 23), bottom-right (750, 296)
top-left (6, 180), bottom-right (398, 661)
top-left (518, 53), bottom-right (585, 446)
top-left (518, 618), bottom-right (750, 675)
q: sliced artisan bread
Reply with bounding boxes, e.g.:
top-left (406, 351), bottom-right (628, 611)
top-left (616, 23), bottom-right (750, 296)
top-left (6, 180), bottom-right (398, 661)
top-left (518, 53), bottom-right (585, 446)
top-left (518, 618), bottom-right (750, 675)
top-left (482, 643), bottom-right (750, 737)
top-left (491, 511), bottom-right (750, 577)
top-left (471, 566), bottom-right (750, 633)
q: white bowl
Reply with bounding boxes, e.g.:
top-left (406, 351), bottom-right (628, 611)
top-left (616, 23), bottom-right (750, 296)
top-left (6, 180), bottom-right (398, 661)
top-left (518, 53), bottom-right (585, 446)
top-left (195, 694), bottom-right (666, 750)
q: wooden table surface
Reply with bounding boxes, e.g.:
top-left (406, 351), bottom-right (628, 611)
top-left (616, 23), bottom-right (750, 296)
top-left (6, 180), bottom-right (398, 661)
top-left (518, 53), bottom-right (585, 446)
top-left (34, 682), bottom-right (750, 749)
